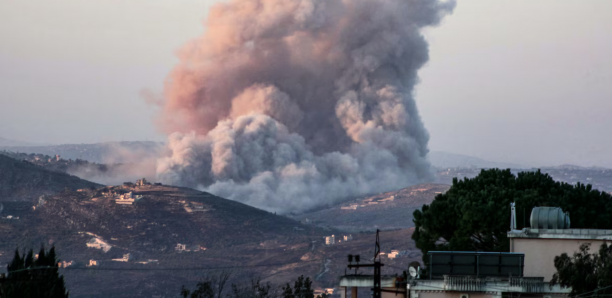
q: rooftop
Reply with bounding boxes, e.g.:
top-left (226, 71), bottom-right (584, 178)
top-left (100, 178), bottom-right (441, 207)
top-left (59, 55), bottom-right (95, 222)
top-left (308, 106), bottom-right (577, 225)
top-left (508, 228), bottom-right (612, 240)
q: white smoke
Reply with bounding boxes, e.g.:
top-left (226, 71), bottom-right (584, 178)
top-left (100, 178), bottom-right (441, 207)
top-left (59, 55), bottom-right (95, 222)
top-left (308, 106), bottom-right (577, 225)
top-left (156, 0), bottom-right (455, 213)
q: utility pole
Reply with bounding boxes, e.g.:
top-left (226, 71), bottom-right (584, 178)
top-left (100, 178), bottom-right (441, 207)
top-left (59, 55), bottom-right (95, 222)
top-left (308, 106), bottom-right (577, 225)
top-left (347, 229), bottom-right (383, 298)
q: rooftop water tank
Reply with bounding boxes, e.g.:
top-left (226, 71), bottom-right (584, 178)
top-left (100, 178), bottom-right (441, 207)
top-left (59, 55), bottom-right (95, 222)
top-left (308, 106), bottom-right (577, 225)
top-left (530, 207), bottom-right (570, 229)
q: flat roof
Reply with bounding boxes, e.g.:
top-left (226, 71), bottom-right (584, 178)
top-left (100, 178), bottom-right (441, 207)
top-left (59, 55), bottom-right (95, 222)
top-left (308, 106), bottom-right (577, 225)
top-left (508, 228), bottom-right (612, 240)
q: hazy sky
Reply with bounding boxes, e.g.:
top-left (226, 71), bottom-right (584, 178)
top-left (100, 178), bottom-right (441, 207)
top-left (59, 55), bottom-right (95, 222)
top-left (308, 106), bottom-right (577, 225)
top-left (1, 0), bottom-right (611, 167)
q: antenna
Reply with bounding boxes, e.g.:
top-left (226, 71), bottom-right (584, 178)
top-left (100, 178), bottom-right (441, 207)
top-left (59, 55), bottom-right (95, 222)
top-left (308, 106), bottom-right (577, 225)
top-left (374, 229), bottom-right (380, 261)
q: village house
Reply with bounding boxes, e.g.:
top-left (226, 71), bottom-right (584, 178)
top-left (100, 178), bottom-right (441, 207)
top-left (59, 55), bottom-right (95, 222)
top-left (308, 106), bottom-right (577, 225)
top-left (324, 235), bottom-right (335, 245)
top-left (112, 253), bottom-right (130, 262)
top-left (136, 178), bottom-right (150, 187)
top-left (87, 260), bottom-right (98, 267)
top-left (115, 192), bottom-right (143, 205)
top-left (58, 261), bottom-right (73, 268)
top-left (86, 238), bottom-right (112, 253)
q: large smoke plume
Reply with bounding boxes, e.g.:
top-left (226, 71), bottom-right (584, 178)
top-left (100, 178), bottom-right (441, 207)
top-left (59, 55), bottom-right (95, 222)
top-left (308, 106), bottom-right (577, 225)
top-left (156, 0), bottom-right (455, 213)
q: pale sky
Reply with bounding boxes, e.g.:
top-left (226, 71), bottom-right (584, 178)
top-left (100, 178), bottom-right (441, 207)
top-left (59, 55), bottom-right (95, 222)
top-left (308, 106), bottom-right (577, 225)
top-left (1, 0), bottom-right (611, 167)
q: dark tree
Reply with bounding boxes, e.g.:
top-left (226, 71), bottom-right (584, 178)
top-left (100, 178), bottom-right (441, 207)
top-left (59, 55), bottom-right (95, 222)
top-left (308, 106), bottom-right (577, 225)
top-left (1, 246), bottom-right (69, 298)
top-left (179, 270), bottom-right (232, 298)
top-left (283, 275), bottom-right (314, 298)
top-left (228, 278), bottom-right (276, 298)
top-left (281, 283), bottom-right (295, 298)
top-left (551, 243), bottom-right (612, 296)
top-left (412, 169), bottom-right (612, 266)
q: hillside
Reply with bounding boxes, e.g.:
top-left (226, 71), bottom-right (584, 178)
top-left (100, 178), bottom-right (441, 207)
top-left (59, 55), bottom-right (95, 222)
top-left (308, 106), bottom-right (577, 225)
top-left (0, 183), bottom-right (334, 297)
top-left (0, 150), bottom-right (156, 185)
top-left (292, 183), bottom-right (451, 232)
top-left (0, 137), bottom-right (35, 147)
top-left (0, 154), bottom-right (100, 202)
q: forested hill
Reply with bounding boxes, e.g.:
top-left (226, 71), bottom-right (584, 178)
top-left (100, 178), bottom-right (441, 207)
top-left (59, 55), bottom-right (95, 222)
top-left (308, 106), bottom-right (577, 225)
top-left (0, 153), bottom-right (100, 202)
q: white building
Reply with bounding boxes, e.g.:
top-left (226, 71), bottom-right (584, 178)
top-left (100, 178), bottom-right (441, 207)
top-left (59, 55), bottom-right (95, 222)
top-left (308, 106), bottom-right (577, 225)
top-left (325, 235), bottom-right (335, 245)
top-left (112, 253), bottom-right (130, 262)
top-left (86, 238), bottom-right (112, 252)
top-left (115, 192), bottom-right (143, 205)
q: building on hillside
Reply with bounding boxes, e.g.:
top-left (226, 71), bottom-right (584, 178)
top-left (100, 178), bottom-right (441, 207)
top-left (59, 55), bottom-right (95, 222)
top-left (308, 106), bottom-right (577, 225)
top-left (115, 192), bottom-right (143, 205)
top-left (86, 238), bottom-right (112, 253)
top-left (184, 201), bottom-right (210, 212)
top-left (325, 235), bottom-right (335, 245)
top-left (387, 250), bottom-right (399, 259)
top-left (58, 261), bottom-right (73, 268)
top-left (175, 243), bottom-right (187, 251)
top-left (87, 260), bottom-right (98, 267)
top-left (136, 178), bottom-right (149, 187)
top-left (343, 235), bottom-right (353, 242)
top-left (112, 253), bottom-right (130, 262)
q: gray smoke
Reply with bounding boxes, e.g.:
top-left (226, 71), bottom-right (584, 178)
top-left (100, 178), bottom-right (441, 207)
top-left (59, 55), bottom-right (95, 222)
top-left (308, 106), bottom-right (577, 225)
top-left (156, 0), bottom-right (455, 213)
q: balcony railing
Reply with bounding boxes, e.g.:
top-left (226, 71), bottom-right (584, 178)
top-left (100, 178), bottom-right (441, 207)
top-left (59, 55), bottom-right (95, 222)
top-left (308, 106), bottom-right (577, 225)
top-left (508, 276), bottom-right (544, 293)
top-left (443, 276), bottom-right (487, 291)
top-left (443, 276), bottom-right (545, 293)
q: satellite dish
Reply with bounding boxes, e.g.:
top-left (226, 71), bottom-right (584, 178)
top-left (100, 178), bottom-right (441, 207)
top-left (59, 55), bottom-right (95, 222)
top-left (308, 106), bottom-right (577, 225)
top-left (408, 267), bottom-right (417, 278)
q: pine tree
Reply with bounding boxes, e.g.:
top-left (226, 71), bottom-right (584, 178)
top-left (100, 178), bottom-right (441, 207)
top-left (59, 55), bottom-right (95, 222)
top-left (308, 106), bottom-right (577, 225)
top-left (1, 246), bottom-right (69, 298)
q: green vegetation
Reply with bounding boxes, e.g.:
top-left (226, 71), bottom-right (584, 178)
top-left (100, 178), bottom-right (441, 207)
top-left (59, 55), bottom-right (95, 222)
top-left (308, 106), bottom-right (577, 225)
top-left (412, 169), bottom-right (612, 264)
top-left (1, 246), bottom-right (69, 298)
top-left (551, 243), bottom-right (612, 296)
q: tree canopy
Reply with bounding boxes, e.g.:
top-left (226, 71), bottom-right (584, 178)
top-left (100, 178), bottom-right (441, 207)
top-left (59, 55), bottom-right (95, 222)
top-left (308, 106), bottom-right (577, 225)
top-left (412, 169), bottom-right (612, 264)
top-left (281, 275), bottom-right (314, 298)
top-left (551, 243), bottom-right (612, 296)
top-left (1, 246), bottom-right (69, 298)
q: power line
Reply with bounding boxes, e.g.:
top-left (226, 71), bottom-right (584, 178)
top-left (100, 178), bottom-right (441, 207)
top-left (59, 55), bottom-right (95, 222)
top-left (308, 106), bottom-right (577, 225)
top-left (573, 286), bottom-right (612, 298)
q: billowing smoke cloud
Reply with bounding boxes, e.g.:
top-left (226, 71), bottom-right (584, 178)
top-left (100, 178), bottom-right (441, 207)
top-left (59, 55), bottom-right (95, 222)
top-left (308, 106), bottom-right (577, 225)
top-left (156, 0), bottom-right (455, 213)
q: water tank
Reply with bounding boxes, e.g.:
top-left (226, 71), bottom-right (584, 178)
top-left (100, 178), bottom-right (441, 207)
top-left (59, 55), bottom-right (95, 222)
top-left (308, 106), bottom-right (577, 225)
top-left (530, 207), bottom-right (570, 229)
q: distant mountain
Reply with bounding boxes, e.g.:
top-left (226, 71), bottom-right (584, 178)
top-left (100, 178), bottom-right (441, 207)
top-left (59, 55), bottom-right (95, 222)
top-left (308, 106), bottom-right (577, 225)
top-left (0, 141), bottom-right (164, 163)
top-left (428, 151), bottom-right (525, 169)
top-left (0, 153), bottom-right (100, 202)
top-left (0, 136), bottom-right (35, 147)
top-left (293, 183), bottom-right (450, 232)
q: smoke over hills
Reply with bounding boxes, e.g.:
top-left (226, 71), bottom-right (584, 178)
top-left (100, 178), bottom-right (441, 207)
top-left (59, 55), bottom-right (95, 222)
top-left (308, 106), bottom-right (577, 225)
top-left (156, 0), bottom-right (455, 213)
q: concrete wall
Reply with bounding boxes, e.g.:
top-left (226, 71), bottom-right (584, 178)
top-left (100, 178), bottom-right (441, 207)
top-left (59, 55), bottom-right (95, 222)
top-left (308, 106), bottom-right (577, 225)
top-left (511, 238), bottom-right (608, 281)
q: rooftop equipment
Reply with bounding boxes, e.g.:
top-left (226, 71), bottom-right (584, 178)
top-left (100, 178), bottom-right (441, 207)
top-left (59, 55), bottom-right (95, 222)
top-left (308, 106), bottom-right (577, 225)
top-left (530, 207), bottom-right (570, 229)
top-left (427, 251), bottom-right (525, 279)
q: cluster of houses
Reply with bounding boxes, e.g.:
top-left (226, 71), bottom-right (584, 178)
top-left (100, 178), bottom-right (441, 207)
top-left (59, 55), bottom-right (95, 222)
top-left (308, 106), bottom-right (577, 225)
top-left (324, 234), bottom-right (353, 245)
top-left (175, 243), bottom-right (207, 252)
top-left (101, 187), bottom-right (144, 205)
